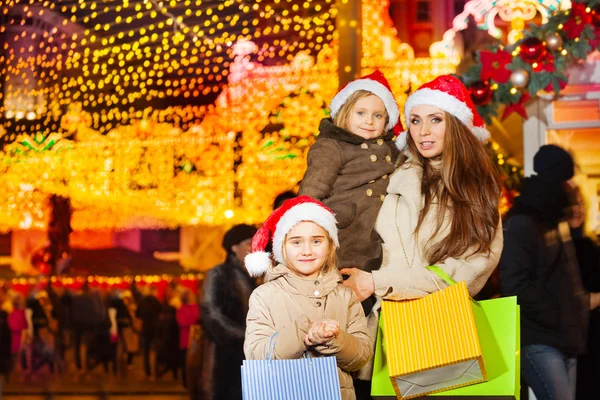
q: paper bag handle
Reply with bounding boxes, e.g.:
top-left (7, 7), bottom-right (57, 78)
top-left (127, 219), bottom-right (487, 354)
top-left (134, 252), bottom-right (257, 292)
top-left (265, 332), bottom-right (279, 362)
top-left (425, 265), bottom-right (457, 286)
top-left (425, 265), bottom-right (481, 307)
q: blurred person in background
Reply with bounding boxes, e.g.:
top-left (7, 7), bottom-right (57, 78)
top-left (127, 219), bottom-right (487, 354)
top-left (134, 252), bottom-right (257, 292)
top-left (200, 224), bottom-right (257, 400)
top-left (137, 285), bottom-right (163, 381)
top-left (176, 289), bottom-right (199, 389)
top-left (568, 183), bottom-right (600, 400)
top-left (499, 145), bottom-right (600, 400)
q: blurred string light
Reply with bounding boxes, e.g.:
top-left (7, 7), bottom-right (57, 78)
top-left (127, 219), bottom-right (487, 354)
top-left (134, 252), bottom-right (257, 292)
top-left (1, 0), bottom-right (338, 133)
top-left (1, 272), bottom-right (203, 293)
top-left (0, 0), bottom-right (456, 231)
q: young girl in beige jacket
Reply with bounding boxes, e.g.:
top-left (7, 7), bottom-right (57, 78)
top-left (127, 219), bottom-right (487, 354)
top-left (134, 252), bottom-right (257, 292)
top-left (244, 196), bottom-right (373, 400)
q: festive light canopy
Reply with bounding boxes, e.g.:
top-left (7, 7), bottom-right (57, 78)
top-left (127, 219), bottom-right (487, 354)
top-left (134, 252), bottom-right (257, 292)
top-left (0, 0), bottom-right (458, 231)
top-left (1, 0), bottom-right (337, 130)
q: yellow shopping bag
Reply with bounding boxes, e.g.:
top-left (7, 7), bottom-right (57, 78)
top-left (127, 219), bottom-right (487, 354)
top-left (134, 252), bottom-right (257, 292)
top-left (381, 272), bottom-right (486, 399)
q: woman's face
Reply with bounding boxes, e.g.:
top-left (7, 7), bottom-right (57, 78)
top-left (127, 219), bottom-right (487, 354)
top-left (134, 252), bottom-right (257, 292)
top-left (409, 104), bottom-right (446, 158)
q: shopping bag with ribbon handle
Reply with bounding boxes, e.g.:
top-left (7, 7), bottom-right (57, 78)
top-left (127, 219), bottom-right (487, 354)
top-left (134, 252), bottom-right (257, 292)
top-left (241, 332), bottom-right (342, 400)
top-left (371, 266), bottom-right (520, 399)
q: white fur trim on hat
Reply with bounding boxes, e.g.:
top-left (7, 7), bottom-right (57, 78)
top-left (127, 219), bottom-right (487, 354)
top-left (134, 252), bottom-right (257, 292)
top-left (396, 131), bottom-right (408, 150)
top-left (245, 251), bottom-right (271, 277)
top-left (472, 126), bottom-right (491, 142)
top-left (330, 80), bottom-right (399, 131)
top-left (272, 202), bottom-right (339, 265)
top-left (404, 88), bottom-right (474, 130)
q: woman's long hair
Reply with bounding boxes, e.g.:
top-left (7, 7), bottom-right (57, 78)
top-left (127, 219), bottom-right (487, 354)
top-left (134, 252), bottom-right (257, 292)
top-left (405, 113), bottom-right (501, 264)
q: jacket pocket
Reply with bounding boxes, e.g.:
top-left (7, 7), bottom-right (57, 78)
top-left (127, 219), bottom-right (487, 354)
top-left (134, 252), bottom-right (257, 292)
top-left (328, 201), bottom-right (356, 229)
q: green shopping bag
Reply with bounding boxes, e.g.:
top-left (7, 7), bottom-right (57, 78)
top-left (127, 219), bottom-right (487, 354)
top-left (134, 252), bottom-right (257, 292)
top-left (371, 267), bottom-right (520, 399)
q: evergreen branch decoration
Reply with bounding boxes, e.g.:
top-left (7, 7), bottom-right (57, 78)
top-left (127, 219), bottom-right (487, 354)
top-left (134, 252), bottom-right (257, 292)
top-left (459, 0), bottom-right (600, 123)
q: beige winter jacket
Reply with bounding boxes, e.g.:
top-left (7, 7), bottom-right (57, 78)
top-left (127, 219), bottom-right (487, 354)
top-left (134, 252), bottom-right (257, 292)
top-left (244, 263), bottom-right (374, 400)
top-left (373, 159), bottom-right (503, 300)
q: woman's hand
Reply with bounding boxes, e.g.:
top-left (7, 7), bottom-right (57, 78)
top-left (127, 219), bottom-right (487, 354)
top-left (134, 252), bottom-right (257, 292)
top-left (304, 320), bottom-right (340, 346)
top-left (340, 268), bottom-right (375, 301)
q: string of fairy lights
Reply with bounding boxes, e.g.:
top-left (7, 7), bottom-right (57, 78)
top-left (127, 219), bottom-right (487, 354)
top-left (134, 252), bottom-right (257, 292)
top-left (1, 0), bottom-right (337, 135)
top-left (0, 0), bottom-right (524, 232)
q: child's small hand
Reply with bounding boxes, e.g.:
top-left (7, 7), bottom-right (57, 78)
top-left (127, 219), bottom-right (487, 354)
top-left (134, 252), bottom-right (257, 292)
top-left (321, 319), bottom-right (340, 339)
top-left (304, 320), bottom-right (340, 347)
top-left (304, 321), bottom-right (327, 346)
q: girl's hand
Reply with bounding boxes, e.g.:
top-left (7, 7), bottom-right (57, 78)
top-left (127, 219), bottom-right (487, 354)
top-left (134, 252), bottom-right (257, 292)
top-left (321, 319), bottom-right (340, 339)
top-left (304, 322), bottom-right (327, 346)
top-left (340, 268), bottom-right (375, 301)
top-left (304, 320), bottom-right (340, 347)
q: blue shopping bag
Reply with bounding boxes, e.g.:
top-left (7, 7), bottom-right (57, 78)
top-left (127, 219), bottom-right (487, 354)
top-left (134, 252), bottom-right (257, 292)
top-left (241, 333), bottom-right (342, 400)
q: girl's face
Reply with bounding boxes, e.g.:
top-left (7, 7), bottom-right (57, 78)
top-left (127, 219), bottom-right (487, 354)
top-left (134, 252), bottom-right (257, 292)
top-left (283, 221), bottom-right (330, 280)
top-left (347, 95), bottom-right (387, 139)
top-left (409, 104), bottom-right (446, 158)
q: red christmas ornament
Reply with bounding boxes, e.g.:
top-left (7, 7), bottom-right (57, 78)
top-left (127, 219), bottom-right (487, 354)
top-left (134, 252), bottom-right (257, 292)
top-left (519, 37), bottom-right (546, 63)
top-left (469, 81), bottom-right (493, 106)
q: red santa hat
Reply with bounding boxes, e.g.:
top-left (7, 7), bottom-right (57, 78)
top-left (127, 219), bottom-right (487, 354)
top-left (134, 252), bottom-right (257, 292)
top-left (396, 75), bottom-right (490, 150)
top-left (329, 70), bottom-right (400, 133)
top-left (245, 196), bottom-right (339, 277)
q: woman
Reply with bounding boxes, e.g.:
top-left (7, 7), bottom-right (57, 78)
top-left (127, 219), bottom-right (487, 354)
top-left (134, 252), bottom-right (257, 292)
top-left (341, 75), bottom-right (503, 388)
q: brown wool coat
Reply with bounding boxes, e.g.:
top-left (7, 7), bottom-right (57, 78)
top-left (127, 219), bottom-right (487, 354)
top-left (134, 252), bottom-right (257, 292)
top-left (299, 118), bottom-right (399, 271)
top-left (244, 264), bottom-right (374, 400)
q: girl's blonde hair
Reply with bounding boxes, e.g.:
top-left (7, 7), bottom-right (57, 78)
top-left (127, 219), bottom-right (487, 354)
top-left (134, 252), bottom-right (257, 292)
top-left (282, 223), bottom-right (338, 275)
top-left (404, 112), bottom-right (501, 264)
top-left (333, 90), bottom-right (389, 131)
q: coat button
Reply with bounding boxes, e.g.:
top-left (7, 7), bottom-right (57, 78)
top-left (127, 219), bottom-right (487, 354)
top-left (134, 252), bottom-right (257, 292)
top-left (367, 189), bottom-right (373, 196)
top-left (314, 280), bottom-right (320, 285)
top-left (361, 143), bottom-right (368, 149)
top-left (370, 155), bottom-right (377, 162)
top-left (377, 139), bottom-right (383, 145)
top-left (382, 174), bottom-right (388, 180)
top-left (386, 155), bottom-right (392, 163)
top-left (368, 179), bottom-right (375, 184)
top-left (316, 301), bottom-right (322, 307)
top-left (314, 290), bottom-right (320, 296)
top-left (380, 194), bottom-right (385, 202)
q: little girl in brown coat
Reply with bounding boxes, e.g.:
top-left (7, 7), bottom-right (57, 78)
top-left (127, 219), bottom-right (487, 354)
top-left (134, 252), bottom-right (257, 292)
top-left (299, 70), bottom-right (400, 315)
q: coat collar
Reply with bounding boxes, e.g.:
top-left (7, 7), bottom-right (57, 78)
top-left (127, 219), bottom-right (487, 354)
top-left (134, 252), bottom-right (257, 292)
top-left (265, 263), bottom-right (342, 298)
top-left (317, 118), bottom-right (396, 145)
top-left (387, 159), bottom-right (442, 200)
top-left (387, 160), bottom-right (422, 202)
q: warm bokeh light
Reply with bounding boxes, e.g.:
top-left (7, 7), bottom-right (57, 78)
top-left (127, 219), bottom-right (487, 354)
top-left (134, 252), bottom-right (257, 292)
top-left (1, 0), bottom-right (456, 231)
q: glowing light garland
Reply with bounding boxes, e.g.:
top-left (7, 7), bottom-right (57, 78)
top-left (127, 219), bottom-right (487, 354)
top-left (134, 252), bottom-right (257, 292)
top-left (0, 0), bottom-right (457, 231)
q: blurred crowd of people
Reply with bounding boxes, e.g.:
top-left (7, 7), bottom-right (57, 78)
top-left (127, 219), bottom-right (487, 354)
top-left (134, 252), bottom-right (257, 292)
top-left (0, 278), bottom-right (200, 389)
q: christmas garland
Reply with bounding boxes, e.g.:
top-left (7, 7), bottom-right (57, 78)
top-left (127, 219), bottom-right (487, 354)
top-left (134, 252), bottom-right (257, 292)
top-left (460, 0), bottom-right (600, 123)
